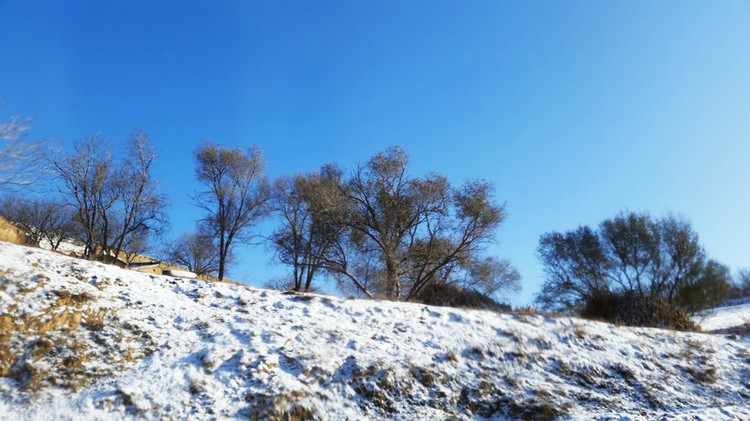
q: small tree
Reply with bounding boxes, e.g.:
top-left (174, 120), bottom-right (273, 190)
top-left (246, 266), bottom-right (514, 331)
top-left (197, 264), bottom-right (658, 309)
top-left (676, 259), bottom-right (732, 314)
top-left (271, 165), bottom-right (346, 292)
top-left (193, 143), bottom-right (271, 281)
top-left (163, 230), bottom-right (220, 276)
top-left (730, 269), bottom-right (750, 298)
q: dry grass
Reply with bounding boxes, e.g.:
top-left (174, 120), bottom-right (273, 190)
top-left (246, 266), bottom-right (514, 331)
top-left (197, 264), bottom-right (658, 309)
top-left (246, 392), bottom-right (319, 421)
top-left (0, 279), bottom-right (152, 394)
top-left (52, 290), bottom-right (95, 307)
top-left (0, 333), bottom-right (14, 377)
top-left (410, 365), bottom-right (437, 388)
top-left (677, 337), bottom-right (719, 385)
top-left (686, 366), bottom-right (718, 384)
top-left (5, 338), bottom-right (93, 392)
top-left (83, 308), bottom-right (108, 331)
top-left (611, 363), bottom-right (636, 383)
top-left (571, 324), bottom-right (587, 340)
top-left (507, 390), bottom-right (572, 421)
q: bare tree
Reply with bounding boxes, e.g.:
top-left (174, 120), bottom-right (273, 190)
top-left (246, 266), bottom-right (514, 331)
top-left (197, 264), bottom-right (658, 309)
top-left (193, 143), bottom-right (271, 281)
top-left (271, 165), bottom-right (346, 292)
top-left (53, 131), bottom-right (167, 261)
top-left (0, 104), bottom-right (51, 190)
top-left (738, 269), bottom-right (750, 297)
top-left (0, 195), bottom-right (77, 250)
top-left (121, 228), bottom-right (151, 265)
top-left (340, 147), bottom-right (445, 298)
top-left (535, 226), bottom-right (610, 312)
top-left (163, 230), bottom-right (220, 275)
top-left (53, 136), bottom-right (113, 258)
top-left (108, 130), bottom-right (168, 260)
top-left (319, 146), bottom-right (516, 301)
top-left (403, 180), bottom-right (509, 299)
top-left (330, 243), bottom-right (380, 298)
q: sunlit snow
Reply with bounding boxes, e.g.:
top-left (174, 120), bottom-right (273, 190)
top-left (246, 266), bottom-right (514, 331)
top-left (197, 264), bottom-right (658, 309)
top-left (1, 242), bottom-right (749, 420)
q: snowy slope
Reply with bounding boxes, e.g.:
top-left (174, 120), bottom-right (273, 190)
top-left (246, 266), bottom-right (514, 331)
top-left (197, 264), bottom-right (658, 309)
top-left (1, 242), bottom-right (749, 420)
top-left (697, 298), bottom-right (750, 332)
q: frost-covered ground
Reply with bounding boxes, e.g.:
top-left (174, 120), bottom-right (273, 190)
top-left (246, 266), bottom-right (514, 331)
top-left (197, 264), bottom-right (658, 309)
top-left (1, 242), bottom-right (749, 420)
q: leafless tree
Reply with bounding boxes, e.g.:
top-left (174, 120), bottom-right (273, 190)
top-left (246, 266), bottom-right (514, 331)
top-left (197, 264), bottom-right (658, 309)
top-left (0, 104), bottom-right (51, 190)
top-left (722, 270), bottom-right (748, 300)
top-left (53, 131), bottom-right (167, 260)
top-left (163, 230), bottom-right (220, 275)
top-left (319, 146), bottom-right (516, 301)
top-left (402, 180), bottom-right (509, 299)
top-left (52, 136), bottom-right (113, 258)
top-left (450, 256), bottom-right (521, 299)
top-left (0, 195), bottom-right (77, 250)
top-left (338, 147), bottom-right (446, 298)
top-left (121, 228), bottom-right (151, 265)
top-left (733, 269), bottom-right (750, 298)
top-left (330, 244), bottom-right (381, 298)
top-left (271, 165), bottom-right (347, 292)
top-left (193, 143), bottom-right (271, 281)
top-left (108, 129), bottom-right (168, 259)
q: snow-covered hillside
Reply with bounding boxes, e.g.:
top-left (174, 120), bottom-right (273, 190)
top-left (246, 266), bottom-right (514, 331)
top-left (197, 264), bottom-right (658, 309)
top-left (1, 242), bottom-right (749, 420)
top-left (696, 298), bottom-right (750, 333)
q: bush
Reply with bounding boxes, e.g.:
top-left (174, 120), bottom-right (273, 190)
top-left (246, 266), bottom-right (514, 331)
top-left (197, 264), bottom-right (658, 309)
top-left (535, 212), bottom-right (731, 317)
top-left (413, 281), bottom-right (511, 313)
top-left (581, 292), bottom-right (698, 331)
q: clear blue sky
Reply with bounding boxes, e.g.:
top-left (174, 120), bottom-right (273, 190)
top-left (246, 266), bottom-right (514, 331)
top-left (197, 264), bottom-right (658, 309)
top-left (2, 1), bottom-right (750, 305)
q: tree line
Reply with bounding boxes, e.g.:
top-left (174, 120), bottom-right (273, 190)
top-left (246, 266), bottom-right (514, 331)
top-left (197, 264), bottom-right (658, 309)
top-left (182, 143), bottom-right (519, 302)
top-left (0, 107), bottom-right (519, 304)
top-left (1, 105), bottom-right (748, 319)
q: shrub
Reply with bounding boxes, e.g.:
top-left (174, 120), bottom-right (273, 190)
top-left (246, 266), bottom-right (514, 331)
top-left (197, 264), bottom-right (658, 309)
top-left (413, 281), bottom-right (511, 313)
top-left (581, 292), bottom-right (698, 331)
top-left (536, 212), bottom-right (731, 317)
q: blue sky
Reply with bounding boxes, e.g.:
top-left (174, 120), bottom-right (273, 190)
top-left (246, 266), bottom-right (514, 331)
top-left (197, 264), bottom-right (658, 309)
top-left (2, 1), bottom-right (750, 305)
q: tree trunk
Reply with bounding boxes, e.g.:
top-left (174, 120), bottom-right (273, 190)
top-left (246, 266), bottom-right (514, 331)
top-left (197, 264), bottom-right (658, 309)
top-left (385, 257), bottom-right (400, 299)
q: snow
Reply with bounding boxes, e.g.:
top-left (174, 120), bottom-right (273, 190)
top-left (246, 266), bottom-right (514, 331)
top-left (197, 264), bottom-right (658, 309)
top-left (1, 241), bottom-right (749, 420)
top-left (162, 269), bottom-right (197, 279)
top-left (38, 237), bottom-right (85, 256)
top-left (696, 298), bottom-right (750, 332)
